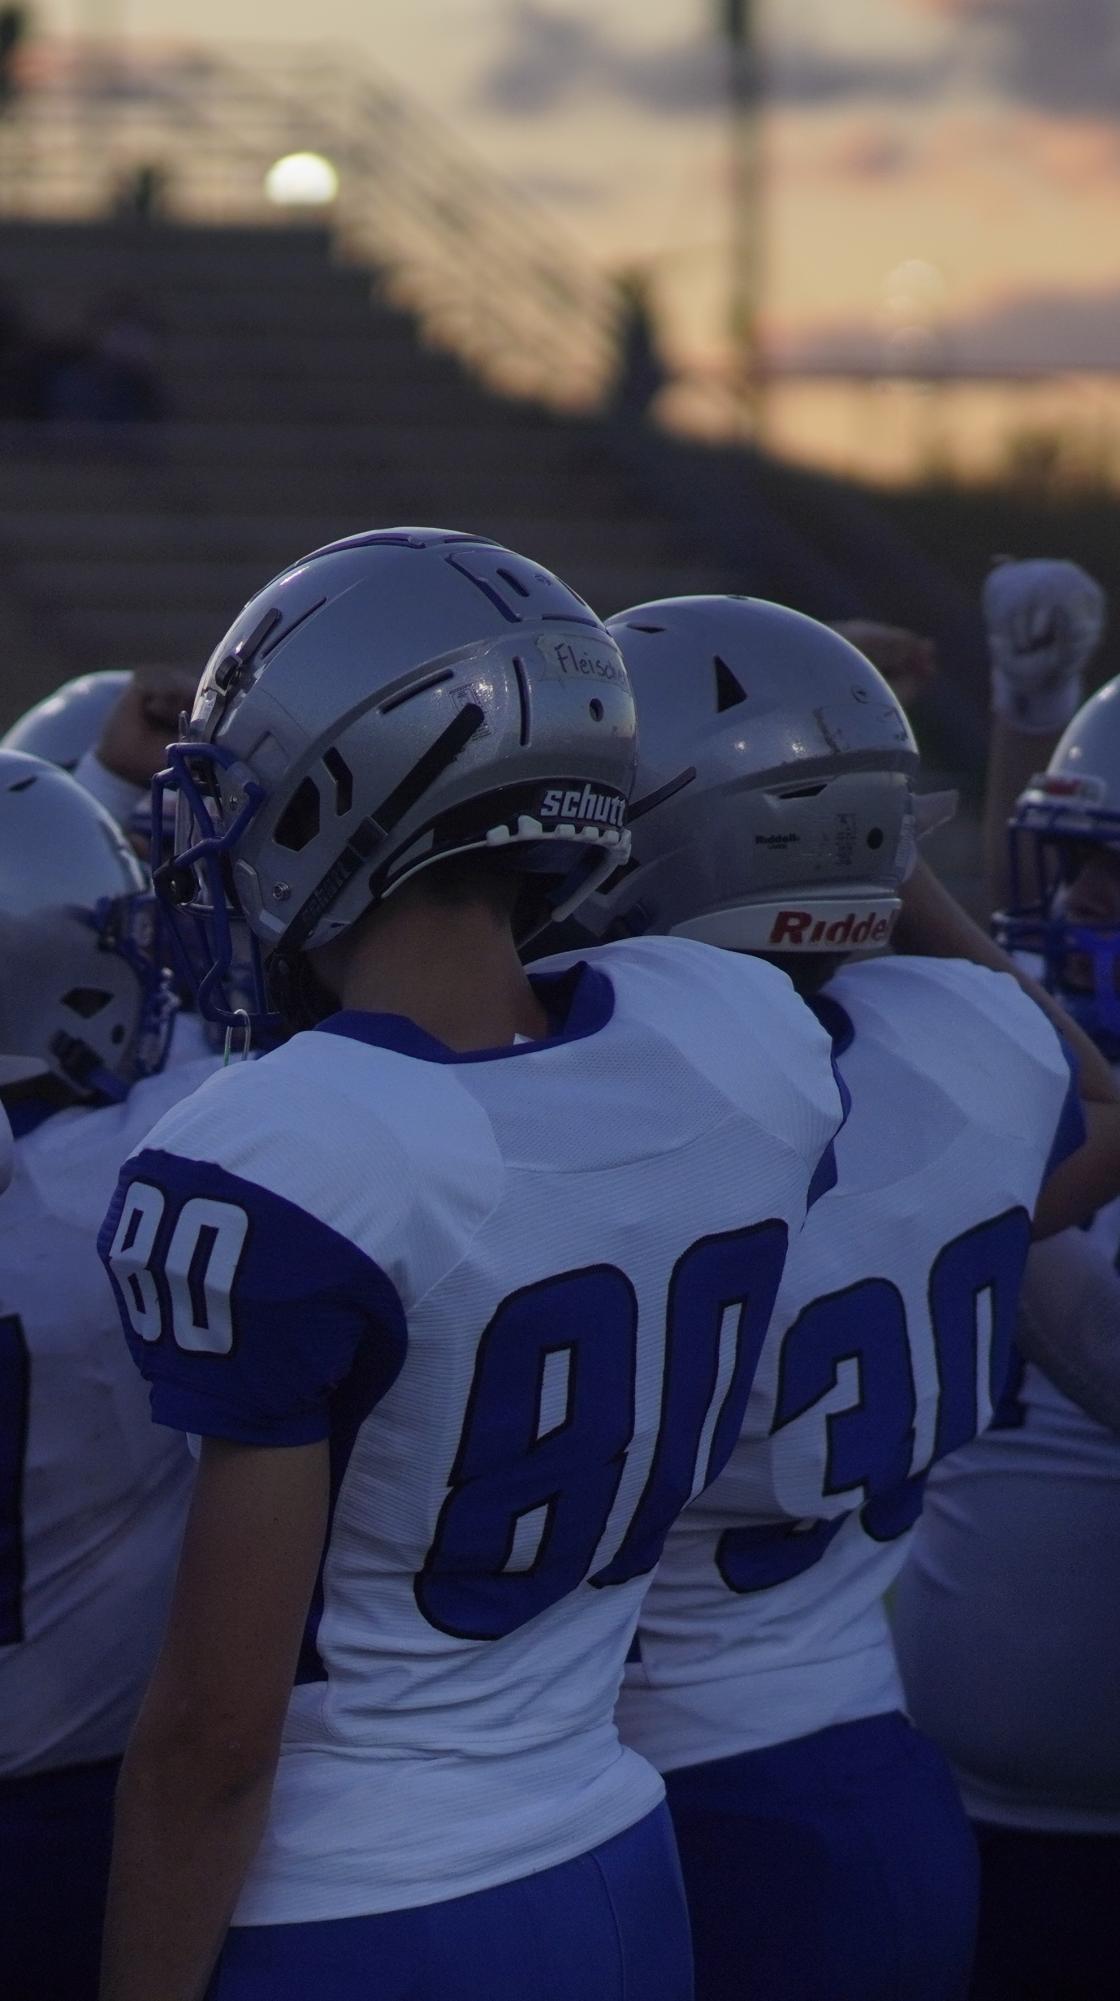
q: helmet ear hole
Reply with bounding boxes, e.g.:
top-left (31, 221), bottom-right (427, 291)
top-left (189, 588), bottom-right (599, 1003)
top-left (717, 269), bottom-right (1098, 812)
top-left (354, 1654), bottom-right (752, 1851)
top-left (323, 749), bottom-right (354, 817)
top-left (62, 987), bottom-right (113, 1018)
top-left (274, 777), bottom-right (321, 853)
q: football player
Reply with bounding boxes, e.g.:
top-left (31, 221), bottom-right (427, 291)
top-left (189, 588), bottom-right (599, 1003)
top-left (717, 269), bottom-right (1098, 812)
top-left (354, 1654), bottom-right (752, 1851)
top-left (892, 558), bottom-right (1120, 2001)
top-left (95, 529), bottom-right (847, 2001)
top-left (4, 664), bottom-right (198, 829)
top-left (569, 595), bottom-right (1117, 2001)
top-left (4, 663), bottom-right (213, 1063)
top-left (0, 751), bottom-right (219, 2000)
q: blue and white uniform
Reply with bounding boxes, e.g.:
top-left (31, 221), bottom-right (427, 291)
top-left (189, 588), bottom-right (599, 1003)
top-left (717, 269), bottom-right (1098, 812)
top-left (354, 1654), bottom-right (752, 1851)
top-left (616, 958), bottom-right (1082, 2001)
top-left (0, 1056), bottom-right (217, 2000)
top-left (892, 1195), bottom-right (1120, 2001)
top-left (99, 942), bottom-right (844, 1999)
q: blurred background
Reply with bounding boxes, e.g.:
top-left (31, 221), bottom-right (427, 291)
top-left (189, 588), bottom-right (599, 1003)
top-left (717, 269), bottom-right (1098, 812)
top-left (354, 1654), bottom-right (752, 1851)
top-left (0, 1), bottom-right (1117, 893)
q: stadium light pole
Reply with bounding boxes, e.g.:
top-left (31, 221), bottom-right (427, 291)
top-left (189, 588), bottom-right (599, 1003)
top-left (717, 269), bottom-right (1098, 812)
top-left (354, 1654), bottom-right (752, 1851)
top-left (718, 0), bottom-right (766, 438)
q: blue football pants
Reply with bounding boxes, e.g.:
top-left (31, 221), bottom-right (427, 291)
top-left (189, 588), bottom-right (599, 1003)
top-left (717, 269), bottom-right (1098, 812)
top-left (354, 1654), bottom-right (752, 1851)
top-left (664, 1710), bottom-right (979, 2001)
top-left (969, 1821), bottom-right (1120, 2001)
top-left (0, 1754), bottom-right (120, 2000)
top-left (207, 1801), bottom-right (693, 2000)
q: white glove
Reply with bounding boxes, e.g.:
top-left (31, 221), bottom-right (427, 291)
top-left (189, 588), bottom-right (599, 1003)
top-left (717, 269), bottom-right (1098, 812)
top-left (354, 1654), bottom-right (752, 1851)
top-left (984, 557), bottom-right (1106, 733)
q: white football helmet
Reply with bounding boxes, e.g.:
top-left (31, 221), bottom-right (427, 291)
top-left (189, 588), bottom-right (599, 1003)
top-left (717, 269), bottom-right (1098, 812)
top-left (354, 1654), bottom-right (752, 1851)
top-left (580, 596), bottom-right (919, 955)
top-left (155, 528), bottom-right (636, 1026)
top-left (2, 671), bottom-right (131, 769)
top-left (0, 751), bottom-right (174, 1101)
top-left (998, 672), bottom-right (1120, 1047)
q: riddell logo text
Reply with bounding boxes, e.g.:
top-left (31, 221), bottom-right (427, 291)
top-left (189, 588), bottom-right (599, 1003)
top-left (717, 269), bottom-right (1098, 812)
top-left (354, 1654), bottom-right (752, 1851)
top-left (539, 784), bottom-right (626, 827)
top-left (768, 907), bottom-right (898, 948)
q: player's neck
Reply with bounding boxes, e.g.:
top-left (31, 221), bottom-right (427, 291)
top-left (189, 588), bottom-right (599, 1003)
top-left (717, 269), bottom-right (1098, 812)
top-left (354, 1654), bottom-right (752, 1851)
top-left (312, 896), bottom-right (551, 1052)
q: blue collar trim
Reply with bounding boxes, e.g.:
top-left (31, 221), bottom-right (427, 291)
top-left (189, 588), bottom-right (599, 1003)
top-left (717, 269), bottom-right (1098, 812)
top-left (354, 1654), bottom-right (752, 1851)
top-left (804, 991), bottom-right (855, 1210)
top-left (317, 961), bottom-right (615, 1064)
top-left (4, 1092), bottom-right (62, 1138)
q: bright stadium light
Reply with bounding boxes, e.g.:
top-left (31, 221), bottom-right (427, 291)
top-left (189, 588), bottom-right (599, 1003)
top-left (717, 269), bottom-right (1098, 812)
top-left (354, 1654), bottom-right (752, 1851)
top-left (264, 152), bottom-right (340, 207)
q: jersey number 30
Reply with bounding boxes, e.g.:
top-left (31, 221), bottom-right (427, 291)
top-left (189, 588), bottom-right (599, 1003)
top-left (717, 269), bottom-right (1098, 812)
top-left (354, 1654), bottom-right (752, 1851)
top-left (717, 1208), bottom-right (1032, 1592)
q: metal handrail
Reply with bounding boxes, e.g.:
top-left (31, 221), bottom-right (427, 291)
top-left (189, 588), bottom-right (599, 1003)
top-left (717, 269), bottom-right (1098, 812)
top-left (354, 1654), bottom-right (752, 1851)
top-left (0, 38), bottom-right (618, 409)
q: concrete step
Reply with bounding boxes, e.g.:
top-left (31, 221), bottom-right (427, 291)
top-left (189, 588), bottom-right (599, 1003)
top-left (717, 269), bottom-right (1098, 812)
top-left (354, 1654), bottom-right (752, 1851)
top-left (160, 374), bottom-right (534, 428)
top-left (18, 275), bottom-right (387, 341)
top-left (0, 220), bottom-right (335, 277)
top-left (0, 510), bottom-right (357, 563)
top-left (17, 557), bottom-right (274, 612)
top-left (51, 603), bottom-right (250, 669)
top-left (566, 565), bottom-right (740, 618)
top-left (0, 457), bottom-right (196, 511)
top-left (157, 328), bottom-right (437, 376)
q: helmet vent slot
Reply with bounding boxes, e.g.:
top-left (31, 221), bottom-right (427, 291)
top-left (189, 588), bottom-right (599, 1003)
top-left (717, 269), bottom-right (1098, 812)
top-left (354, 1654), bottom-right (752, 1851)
top-left (497, 567), bottom-right (531, 599)
top-left (776, 782), bottom-right (826, 800)
top-left (625, 622), bottom-right (664, 634)
top-left (713, 655), bottom-right (747, 713)
top-left (323, 749), bottom-right (353, 818)
top-left (512, 655), bottom-right (531, 746)
top-left (379, 668), bottom-right (454, 715)
top-left (261, 598), bottom-right (325, 661)
top-left (62, 986), bottom-right (113, 1018)
top-left (274, 777), bottom-right (321, 853)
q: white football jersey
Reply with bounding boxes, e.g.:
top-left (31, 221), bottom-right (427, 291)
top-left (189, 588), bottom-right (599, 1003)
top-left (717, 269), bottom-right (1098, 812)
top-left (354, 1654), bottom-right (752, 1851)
top-left (892, 1189), bottom-right (1120, 1833)
top-left (99, 942), bottom-right (844, 1924)
top-left (166, 1005), bottom-right (216, 1069)
top-left (617, 958), bottom-right (1079, 1774)
top-left (0, 1057), bottom-right (218, 1778)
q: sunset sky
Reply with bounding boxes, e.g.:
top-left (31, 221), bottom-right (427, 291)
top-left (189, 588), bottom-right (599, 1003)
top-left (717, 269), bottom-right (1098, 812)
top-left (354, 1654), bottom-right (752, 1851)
top-left (32, 3), bottom-right (1120, 469)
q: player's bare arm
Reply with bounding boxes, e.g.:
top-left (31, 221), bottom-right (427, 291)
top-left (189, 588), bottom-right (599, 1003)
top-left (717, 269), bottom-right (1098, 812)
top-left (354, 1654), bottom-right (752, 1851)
top-left (96, 663), bottom-right (202, 791)
top-left (100, 1438), bottom-right (328, 2001)
top-left (1016, 1231), bottom-right (1120, 1437)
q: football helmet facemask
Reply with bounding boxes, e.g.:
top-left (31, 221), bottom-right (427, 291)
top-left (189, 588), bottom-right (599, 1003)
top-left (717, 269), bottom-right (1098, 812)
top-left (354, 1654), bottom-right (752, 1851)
top-left (997, 673), bottom-right (1120, 1052)
top-left (0, 751), bottom-right (174, 1103)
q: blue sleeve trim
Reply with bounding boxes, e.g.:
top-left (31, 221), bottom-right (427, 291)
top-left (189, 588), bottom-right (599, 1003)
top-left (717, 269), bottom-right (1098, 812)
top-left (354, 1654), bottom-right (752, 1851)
top-left (1044, 1034), bottom-right (1088, 1184)
top-left (98, 1149), bottom-right (408, 1444)
top-left (146, 1384), bottom-right (331, 1447)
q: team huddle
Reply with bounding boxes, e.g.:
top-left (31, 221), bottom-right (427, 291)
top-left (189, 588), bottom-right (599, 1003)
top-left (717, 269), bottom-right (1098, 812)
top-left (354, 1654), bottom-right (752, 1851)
top-left (0, 534), bottom-right (1116, 2001)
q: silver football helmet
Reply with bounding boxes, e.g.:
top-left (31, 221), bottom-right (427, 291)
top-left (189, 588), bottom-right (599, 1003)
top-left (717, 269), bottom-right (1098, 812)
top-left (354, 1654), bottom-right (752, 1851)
top-left (998, 672), bottom-right (1120, 1046)
top-left (587, 596), bottom-right (919, 954)
top-left (155, 528), bottom-right (635, 1026)
top-left (0, 751), bottom-right (174, 1100)
top-left (2, 670), bottom-right (131, 769)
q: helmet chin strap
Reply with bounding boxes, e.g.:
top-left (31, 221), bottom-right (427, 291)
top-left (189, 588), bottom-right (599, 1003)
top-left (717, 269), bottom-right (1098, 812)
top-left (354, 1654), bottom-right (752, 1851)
top-left (670, 895), bottom-right (901, 955)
